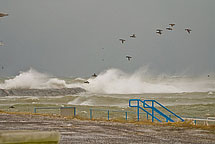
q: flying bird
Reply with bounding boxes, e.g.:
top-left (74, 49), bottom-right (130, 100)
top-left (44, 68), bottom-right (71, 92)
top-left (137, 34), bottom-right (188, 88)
top-left (92, 73), bottom-right (97, 77)
top-left (185, 29), bottom-right (192, 34)
top-left (130, 34), bottom-right (136, 38)
top-left (84, 81), bottom-right (90, 84)
top-left (156, 29), bottom-right (163, 35)
top-left (169, 24), bottom-right (175, 27)
top-left (166, 27), bottom-right (173, 31)
top-left (0, 13), bottom-right (8, 17)
top-left (126, 55), bottom-right (132, 61)
top-left (156, 29), bottom-right (163, 32)
top-left (156, 31), bottom-right (162, 35)
top-left (119, 39), bottom-right (126, 44)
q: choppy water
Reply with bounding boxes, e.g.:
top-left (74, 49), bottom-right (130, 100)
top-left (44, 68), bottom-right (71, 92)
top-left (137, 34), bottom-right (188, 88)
top-left (0, 68), bottom-right (215, 119)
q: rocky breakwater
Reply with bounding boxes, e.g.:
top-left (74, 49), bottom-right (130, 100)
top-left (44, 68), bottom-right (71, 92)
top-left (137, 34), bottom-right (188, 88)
top-left (0, 88), bottom-right (86, 96)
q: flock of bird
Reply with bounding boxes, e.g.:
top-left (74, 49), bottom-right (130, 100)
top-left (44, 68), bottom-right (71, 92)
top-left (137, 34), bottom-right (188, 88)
top-left (90, 24), bottom-right (192, 82)
top-left (119, 33), bottom-right (137, 61)
top-left (118, 23), bottom-right (192, 62)
top-left (156, 23), bottom-right (191, 35)
top-left (0, 12), bottom-right (194, 82)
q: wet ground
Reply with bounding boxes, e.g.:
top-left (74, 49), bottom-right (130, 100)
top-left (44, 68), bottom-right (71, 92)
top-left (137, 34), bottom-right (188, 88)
top-left (0, 113), bottom-right (215, 144)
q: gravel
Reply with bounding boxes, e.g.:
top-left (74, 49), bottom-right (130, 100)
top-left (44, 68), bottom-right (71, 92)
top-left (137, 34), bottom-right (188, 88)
top-left (0, 113), bottom-right (215, 144)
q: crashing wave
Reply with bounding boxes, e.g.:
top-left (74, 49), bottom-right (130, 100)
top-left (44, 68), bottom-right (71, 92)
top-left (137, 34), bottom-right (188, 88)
top-left (0, 68), bottom-right (214, 94)
top-left (81, 68), bottom-right (215, 94)
top-left (0, 68), bottom-right (71, 89)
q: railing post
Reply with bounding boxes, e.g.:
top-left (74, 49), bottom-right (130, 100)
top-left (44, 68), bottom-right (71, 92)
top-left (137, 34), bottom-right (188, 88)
top-left (125, 112), bottom-right (128, 120)
top-left (194, 120), bottom-right (197, 125)
top-left (152, 101), bottom-right (154, 122)
top-left (108, 110), bottom-right (109, 120)
top-left (74, 107), bottom-right (76, 117)
top-left (90, 109), bottom-right (92, 120)
top-left (166, 115), bottom-right (171, 122)
top-left (137, 100), bottom-right (140, 121)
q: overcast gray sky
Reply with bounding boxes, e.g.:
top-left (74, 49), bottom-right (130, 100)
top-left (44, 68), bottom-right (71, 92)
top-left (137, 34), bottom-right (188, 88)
top-left (0, 0), bottom-right (214, 77)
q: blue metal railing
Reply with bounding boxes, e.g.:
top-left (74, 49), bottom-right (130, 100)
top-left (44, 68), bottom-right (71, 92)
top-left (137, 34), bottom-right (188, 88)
top-left (34, 106), bottom-right (137, 121)
top-left (33, 99), bottom-right (184, 123)
top-left (129, 99), bottom-right (184, 122)
top-left (143, 100), bottom-right (174, 122)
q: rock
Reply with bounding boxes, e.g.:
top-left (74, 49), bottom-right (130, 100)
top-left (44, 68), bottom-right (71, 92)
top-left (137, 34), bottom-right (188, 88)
top-left (0, 88), bottom-right (86, 96)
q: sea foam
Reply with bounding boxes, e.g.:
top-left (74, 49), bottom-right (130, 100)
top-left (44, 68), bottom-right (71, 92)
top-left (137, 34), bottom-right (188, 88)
top-left (0, 68), bottom-right (67, 89)
top-left (82, 68), bottom-right (215, 94)
top-left (0, 68), bottom-right (214, 94)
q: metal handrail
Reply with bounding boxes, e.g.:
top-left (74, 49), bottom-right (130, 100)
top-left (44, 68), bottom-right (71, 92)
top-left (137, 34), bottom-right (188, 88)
top-left (144, 100), bottom-right (184, 122)
top-left (142, 101), bottom-right (174, 122)
top-left (139, 106), bottom-right (162, 122)
top-left (129, 99), bottom-right (161, 122)
top-left (129, 99), bottom-right (184, 122)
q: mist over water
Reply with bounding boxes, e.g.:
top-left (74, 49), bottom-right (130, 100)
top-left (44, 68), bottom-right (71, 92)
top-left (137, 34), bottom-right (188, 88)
top-left (0, 68), bottom-right (67, 89)
top-left (0, 68), bottom-right (214, 118)
top-left (0, 68), bottom-right (214, 94)
top-left (83, 68), bottom-right (215, 94)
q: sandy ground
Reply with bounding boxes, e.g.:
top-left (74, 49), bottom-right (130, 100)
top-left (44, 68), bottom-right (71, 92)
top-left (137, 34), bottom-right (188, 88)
top-left (0, 113), bottom-right (215, 144)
